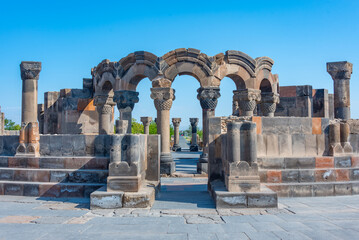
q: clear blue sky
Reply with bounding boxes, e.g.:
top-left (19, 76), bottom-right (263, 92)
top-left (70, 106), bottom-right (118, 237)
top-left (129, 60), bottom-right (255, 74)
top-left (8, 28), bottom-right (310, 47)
top-left (0, 0), bottom-right (358, 130)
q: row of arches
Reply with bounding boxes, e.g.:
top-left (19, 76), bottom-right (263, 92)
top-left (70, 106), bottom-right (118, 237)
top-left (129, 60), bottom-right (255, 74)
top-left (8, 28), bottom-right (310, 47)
top-left (91, 49), bottom-right (279, 96)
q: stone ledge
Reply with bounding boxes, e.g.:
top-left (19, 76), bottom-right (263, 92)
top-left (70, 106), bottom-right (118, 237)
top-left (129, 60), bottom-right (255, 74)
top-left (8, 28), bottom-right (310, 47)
top-left (209, 180), bottom-right (278, 209)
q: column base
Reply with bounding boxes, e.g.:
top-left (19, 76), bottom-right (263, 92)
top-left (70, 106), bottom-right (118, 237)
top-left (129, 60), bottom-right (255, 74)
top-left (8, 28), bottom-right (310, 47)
top-left (160, 161), bottom-right (176, 175)
top-left (190, 145), bottom-right (199, 152)
top-left (197, 162), bottom-right (208, 174)
top-left (107, 175), bottom-right (141, 192)
top-left (172, 144), bottom-right (181, 152)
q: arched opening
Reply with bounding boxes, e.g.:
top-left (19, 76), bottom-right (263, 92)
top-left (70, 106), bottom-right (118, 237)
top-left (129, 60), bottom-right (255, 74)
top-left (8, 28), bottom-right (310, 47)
top-left (216, 77), bottom-right (237, 117)
top-left (259, 79), bottom-right (272, 93)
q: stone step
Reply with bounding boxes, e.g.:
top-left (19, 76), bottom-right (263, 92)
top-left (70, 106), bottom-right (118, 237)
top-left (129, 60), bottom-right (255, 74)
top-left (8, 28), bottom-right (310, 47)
top-left (0, 156), bottom-right (109, 170)
top-left (258, 156), bottom-right (359, 170)
top-left (0, 181), bottom-right (104, 198)
top-left (259, 167), bottom-right (359, 183)
top-left (265, 181), bottom-right (359, 197)
top-left (0, 167), bottom-right (108, 183)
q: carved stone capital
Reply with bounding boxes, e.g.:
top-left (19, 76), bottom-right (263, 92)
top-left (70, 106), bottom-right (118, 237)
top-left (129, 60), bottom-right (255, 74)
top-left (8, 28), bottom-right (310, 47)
top-left (261, 92), bottom-right (280, 104)
top-left (20, 61), bottom-right (42, 80)
top-left (197, 87), bottom-right (221, 110)
top-left (114, 90), bottom-right (139, 112)
top-left (172, 118), bottom-right (181, 128)
top-left (91, 59), bottom-right (116, 79)
top-left (190, 118), bottom-right (199, 127)
top-left (140, 117), bottom-right (152, 126)
top-left (327, 61), bottom-right (353, 80)
top-left (150, 87), bottom-right (175, 111)
top-left (94, 94), bottom-right (115, 114)
top-left (233, 89), bottom-right (261, 115)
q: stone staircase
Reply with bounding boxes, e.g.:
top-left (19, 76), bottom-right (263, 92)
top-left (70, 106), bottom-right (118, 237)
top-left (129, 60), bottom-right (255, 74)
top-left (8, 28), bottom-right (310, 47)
top-left (0, 156), bottom-right (109, 198)
top-left (258, 156), bottom-right (359, 197)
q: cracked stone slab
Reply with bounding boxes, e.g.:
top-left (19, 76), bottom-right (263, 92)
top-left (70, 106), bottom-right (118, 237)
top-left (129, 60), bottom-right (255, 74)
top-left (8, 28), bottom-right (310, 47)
top-left (30, 216), bottom-right (72, 224)
top-left (184, 214), bottom-right (224, 224)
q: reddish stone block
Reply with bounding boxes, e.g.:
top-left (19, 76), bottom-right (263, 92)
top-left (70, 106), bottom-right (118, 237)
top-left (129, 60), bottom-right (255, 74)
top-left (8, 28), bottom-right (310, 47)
top-left (266, 170), bottom-right (282, 183)
top-left (315, 169), bottom-right (336, 182)
top-left (13, 170), bottom-right (49, 182)
top-left (352, 157), bottom-right (359, 167)
top-left (39, 184), bottom-right (61, 197)
top-left (8, 157), bottom-right (26, 168)
top-left (315, 157), bottom-right (334, 168)
top-left (32, 170), bottom-right (50, 182)
top-left (279, 86), bottom-right (297, 97)
top-left (77, 99), bottom-right (96, 111)
top-left (252, 117), bottom-right (262, 134)
top-left (0, 183), bottom-right (4, 195)
top-left (84, 158), bottom-right (109, 170)
top-left (312, 118), bottom-right (322, 135)
top-left (336, 169), bottom-right (350, 181)
top-left (27, 158), bottom-right (40, 168)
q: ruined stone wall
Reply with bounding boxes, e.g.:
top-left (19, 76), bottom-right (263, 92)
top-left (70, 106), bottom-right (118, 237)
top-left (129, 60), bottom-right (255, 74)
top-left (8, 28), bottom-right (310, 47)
top-left (276, 85), bottom-right (332, 119)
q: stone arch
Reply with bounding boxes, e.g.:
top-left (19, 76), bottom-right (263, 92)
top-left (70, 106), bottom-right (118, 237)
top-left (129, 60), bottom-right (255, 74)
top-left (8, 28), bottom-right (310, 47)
top-left (116, 51), bottom-right (160, 91)
top-left (259, 79), bottom-right (272, 93)
top-left (92, 59), bottom-right (116, 94)
top-left (254, 56), bottom-right (276, 91)
top-left (161, 48), bottom-right (216, 87)
top-left (214, 50), bottom-right (257, 89)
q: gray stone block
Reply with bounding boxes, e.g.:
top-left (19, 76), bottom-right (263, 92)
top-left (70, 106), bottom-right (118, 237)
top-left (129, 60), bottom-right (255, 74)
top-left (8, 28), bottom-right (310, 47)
top-left (352, 183), bottom-right (359, 194)
top-left (72, 135), bottom-right (86, 156)
top-left (292, 134), bottom-right (305, 156)
top-left (39, 135), bottom-right (51, 156)
top-left (247, 193), bottom-right (277, 208)
top-left (334, 156), bottom-right (351, 168)
top-left (259, 158), bottom-right (284, 169)
top-left (49, 135), bottom-right (63, 156)
top-left (122, 185), bottom-right (156, 208)
top-left (257, 134), bottom-right (266, 157)
top-left (313, 184), bottom-right (334, 196)
top-left (62, 135), bottom-right (74, 156)
top-left (290, 184), bottom-right (312, 197)
top-left (316, 134), bottom-right (326, 156)
top-left (160, 161), bottom-right (176, 175)
top-left (278, 134), bottom-right (292, 156)
top-left (85, 135), bottom-right (96, 155)
top-left (266, 135), bottom-right (279, 156)
top-left (297, 157), bottom-right (315, 169)
top-left (90, 186), bottom-right (123, 209)
top-left (284, 158), bottom-right (298, 169)
top-left (334, 183), bottom-right (352, 195)
top-left (305, 134), bottom-right (317, 156)
top-left (282, 170), bottom-right (299, 182)
top-left (23, 184), bottom-right (39, 197)
top-left (350, 169), bottom-right (359, 180)
top-left (0, 156), bottom-right (8, 167)
top-left (299, 170), bottom-right (315, 182)
top-left (197, 162), bottom-right (208, 174)
top-left (2, 136), bottom-right (19, 156)
top-left (146, 135), bottom-right (160, 182)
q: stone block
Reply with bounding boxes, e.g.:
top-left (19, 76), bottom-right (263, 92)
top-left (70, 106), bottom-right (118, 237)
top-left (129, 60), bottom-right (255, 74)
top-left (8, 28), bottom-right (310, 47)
top-left (247, 192), bottom-right (277, 208)
top-left (197, 162), bottom-right (208, 174)
top-left (312, 118), bottom-right (322, 134)
top-left (259, 170), bottom-right (267, 182)
top-left (39, 184), bottom-right (61, 197)
top-left (160, 161), bottom-right (176, 175)
top-left (146, 135), bottom-right (160, 182)
top-left (2, 136), bottom-right (19, 156)
top-left (266, 170), bottom-right (282, 183)
top-left (278, 134), bottom-right (292, 157)
top-left (0, 183), bottom-right (3, 195)
top-left (281, 170), bottom-right (299, 183)
top-left (315, 170), bottom-right (336, 182)
top-left (90, 186), bottom-right (123, 209)
top-left (334, 156), bottom-right (352, 168)
top-left (0, 157), bottom-right (8, 167)
top-left (62, 135), bottom-right (74, 156)
top-left (297, 157), bottom-right (315, 169)
top-left (49, 135), bottom-right (63, 157)
top-left (39, 135), bottom-right (51, 156)
top-left (4, 183), bottom-right (23, 196)
top-left (315, 157), bottom-right (334, 168)
top-left (23, 184), bottom-right (39, 197)
top-left (0, 169), bottom-right (13, 180)
top-left (260, 158), bottom-right (284, 169)
top-left (299, 170), bottom-right (315, 182)
top-left (290, 184), bottom-right (312, 197)
top-left (84, 185), bottom-right (102, 198)
top-left (60, 185), bottom-right (84, 198)
top-left (72, 135), bottom-right (86, 156)
top-left (292, 134), bottom-right (305, 156)
top-left (316, 134), bottom-right (326, 156)
top-left (107, 176), bottom-right (141, 192)
top-left (352, 183), bottom-right (359, 194)
top-left (313, 184), bottom-right (334, 196)
top-left (284, 158), bottom-right (298, 169)
top-left (50, 171), bottom-right (69, 182)
top-left (350, 169), bottom-right (359, 180)
top-left (39, 157), bottom-right (65, 169)
top-left (305, 134), bottom-right (317, 156)
top-left (85, 135), bottom-right (96, 155)
top-left (122, 185), bottom-right (156, 208)
top-left (94, 135), bottom-right (106, 156)
top-left (257, 135), bottom-right (266, 157)
top-left (266, 185), bottom-right (290, 197)
top-left (334, 183), bottom-right (352, 195)
top-left (335, 169), bottom-right (350, 181)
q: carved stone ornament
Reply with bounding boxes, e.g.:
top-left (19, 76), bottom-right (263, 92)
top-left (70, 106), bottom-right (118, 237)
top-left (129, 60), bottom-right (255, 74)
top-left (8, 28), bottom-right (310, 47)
top-left (197, 87), bottom-right (221, 110)
top-left (20, 61), bottom-right (42, 80)
top-left (327, 61), bottom-right (353, 80)
top-left (114, 90), bottom-right (139, 112)
top-left (150, 87), bottom-right (175, 111)
top-left (172, 118), bottom-right (181, 127)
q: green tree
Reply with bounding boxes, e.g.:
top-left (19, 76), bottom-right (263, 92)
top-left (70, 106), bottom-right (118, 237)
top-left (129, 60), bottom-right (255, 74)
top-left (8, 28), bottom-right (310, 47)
top-left (149, 121), bottom-right (157, 134)
top-left (4, 118), bottom-right (21, 130)
top-left (170, 124), bottom-right (174, 137)
top-left (131, 118), bottom-right (144, 134)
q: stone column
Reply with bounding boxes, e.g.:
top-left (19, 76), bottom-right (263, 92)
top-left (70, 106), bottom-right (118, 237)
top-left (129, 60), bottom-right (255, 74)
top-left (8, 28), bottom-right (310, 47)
top-left (233, 89), bottom-right (261, 117)
top-left (259, 92), bottom-right (280, 117)
top-left (114, 90), bottom-right (139, 134)
top-left (327, 61), bottom-right (353, 119)
top-left (141, 117), bottom-right (152, 134)
top-left (329, 123), bottom-right (343, 156)
top-left (94, 94), bottom-right (116, 135)
top-left (172, 118), bottom-right (181, 152)
top-left (197, 87), bottom-right (220, 172)
top-left (16, 62), bottom-right (41, 156)
top-left (115, 120), bottom-right (128, 134)
top-left (150, 87), bottom-right (176, 174)
top-left (190, 118), bottom-right (199, 152)
top-left (340, 122), bottom-right (353, 154)
top-left (226, 121), bottom-right (260, 192)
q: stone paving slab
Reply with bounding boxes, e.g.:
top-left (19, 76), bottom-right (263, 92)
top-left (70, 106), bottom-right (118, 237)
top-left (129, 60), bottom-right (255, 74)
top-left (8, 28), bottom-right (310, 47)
top-left (0, 195), bottom-right (358, 239)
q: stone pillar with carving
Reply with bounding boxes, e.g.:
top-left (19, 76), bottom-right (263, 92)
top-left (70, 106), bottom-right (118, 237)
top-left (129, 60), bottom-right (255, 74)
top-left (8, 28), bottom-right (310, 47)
top-left (150, 87), bottom-right (176, 174)
top-left (94, 94), bottom-right (116, 135)
top-left (16, 62), bottom-right (41, 156)
top-left (233, 89), bottom-right (261, 117)
top-left (197, 87), bottom-right (220, 173)
top-left (259, 92), bottom-right (280, 117)
top-left (172, 118), bottom-right (181, 152)
top-left (114, 90), bottom-right (139, 134)
top-left (141, 117), bottom-right (152, 135)
top-left (190, 118), bottom-right (199, 152)
top-left (327, 61), bottom-right (353, 120)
